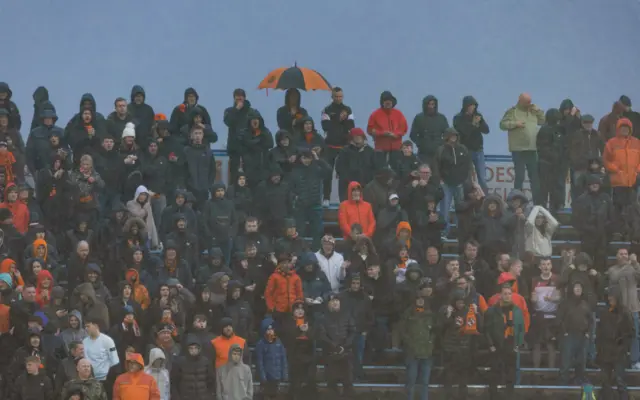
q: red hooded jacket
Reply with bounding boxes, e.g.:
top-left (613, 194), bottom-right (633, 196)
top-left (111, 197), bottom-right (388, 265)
top-left (338, 182), bottom-right (376, 239)
top-left (367, 95), bottom-right (408, 151)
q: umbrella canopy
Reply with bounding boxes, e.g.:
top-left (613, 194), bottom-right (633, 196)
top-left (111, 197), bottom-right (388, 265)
top-left (258, 65), bottom-right (331, 91)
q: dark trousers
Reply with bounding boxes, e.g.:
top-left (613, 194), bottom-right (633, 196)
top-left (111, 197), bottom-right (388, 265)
top-left (539, 162), bottom-right (565, 211)
top-left (325, 355), bottom-right (354, 396)
top-left (322, 147), bottom-right (341, 201)
top-left (294, 204), bottom-right (323, 251)
top-left (229, 153), bottom-right (241, 183)
top-left (443, 350), bottom-right (474, 399)
top-left (288, 359), bottom-right (317, 400)
top-left (336, 179), bottom-right (350, 203)
top-left (187, 187), bottom-right (209, 212)
top-left (600, 361), bottom-right (628, 400)
top-left (488, 346), bottom-right (517, 400)
top-left (613, 187), bottom-right (635, 234)
top-left (512, 150), bottom-right (540, 204)
top-left (559, 332), bottom-right (587, 385)
top-left (261, 380), bottom-right (280, 399)
top-left (580, 235), bottom-right (609, 273)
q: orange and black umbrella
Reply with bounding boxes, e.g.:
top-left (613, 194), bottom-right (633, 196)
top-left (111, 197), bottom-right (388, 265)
top-left (258, 64), bottom-right (331, 91)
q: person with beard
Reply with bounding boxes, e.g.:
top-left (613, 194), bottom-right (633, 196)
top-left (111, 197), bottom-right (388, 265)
top-left (268, 130), bottom-right (297, 178)
top-left (139, 140), bottom-right (168, 226)
top-left (237, 110), bottom-right (273, 188)
top-left (108, 305), bottom-right (145, 368)
top-left (321, 87), bottom-right (355, 205)
top-left (572, 176), bottom-right (613, 268)
top-left (224, 281), bottom-right (253, 341)
top-left (255, 317), bottom-right (288, 400)
top-left (159, 190), bottom-right (197, 242)
top-left (60, 312), bottom-right (88, 350)
top-left (401, 294), bottom-right (436, 400)
top-left (156, 241), bottom-right (193, 292)
top-left (410, 95), bottom-right (449, 165)
top-left (194, 247), bottom-right (232, 288)
top-left (171, 335), bottom-right (216, 400)
top-left (36, 155), bottom-right (70, 230)
top-left (11, 355), bottom-right (54, 400)
top-left (536, 108), bottom-right (565, 213)
top-left (0, 82), bottom-right (21, 130)
top-left (27, 106), bottom-right (62, 176)
top-left (297, 252), bottom-right (331, 321)
top-left (339, 274), bottom-right (373, 380)
top-left (255, 166), bottom-right (292, 239)
top-left (226, 173), bottom-right (254, 227)
top-left (54, 341), bottom-right (85, 398)
top-left (203, 183), bottom-right (237, 261)
top-left (165, 214), bottom-right (199, 273)
top-left (277, 88), bottom-right (308, 140)
top-left (335, 127), bottom-right (378, 205)
top-left (211, 317), bottom-right (250, 367)
top-left (128, 86), bottom-right (156, 143)
top-left (289, 148), bottom-right (332, 250)
top-left (317, 294), bottom-right (356, 397)
top-left (362, 167), bottom-right (396, 217)
top-left (485, 285), bottom-right (525, 400)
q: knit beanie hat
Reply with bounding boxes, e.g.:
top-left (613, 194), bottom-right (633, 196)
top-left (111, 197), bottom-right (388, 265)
top-left (122, 122), bottom-right (136, 139)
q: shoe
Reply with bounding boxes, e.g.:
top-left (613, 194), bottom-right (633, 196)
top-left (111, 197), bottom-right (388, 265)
top-left (322, 199), bottom-right (330, 208)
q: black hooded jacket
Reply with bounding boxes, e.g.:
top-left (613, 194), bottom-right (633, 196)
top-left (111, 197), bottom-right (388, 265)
top-left (453, 96), bottom-right (489, 151)
top-left (268, 130), bottom-right (297, 176)
top-left (26, 105), bottom-right (65, 174)
top-left (30, 86), bottom-right (49, 132)
top-left (171, 335), bottom-right (217, 400)
top-left (169, 88), bottom-right (211, 135)
top-left (238, 110), bottom-right (274, 183)
top-left (203, 183), bottom-right (238, 242)
top-left (224, 99), bottom-right (255, 155)
top-left (322, 100), bottom-right (355, 147)
top-left (0, 82), bottom-right (22, 130)
top-left (179, 105), bottom-right (218, 144)
top-left (127, 85), bottom-right (156, 143)
top-left (140, 146), bottom-right (169, 194)
top-left (255, 166), bottom-right (292, 223)
top-left (410, 95), bottom-right (450, 160)
top-left (183, 141), bottom-right (216, 192)
top-left (536, 108), bottom-right (564, 166)
top-left (335, 141), bottom-right (377, 186)
top-left (294, 115), bottom-right (324, 153)
top-left (63, 93), bottom-right (106, 142)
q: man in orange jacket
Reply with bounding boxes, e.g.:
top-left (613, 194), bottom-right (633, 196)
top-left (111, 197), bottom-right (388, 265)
top-left (603, 118), bottom-right (640, 231)
top-left (338, 182), bottom-right (376, 239)
top-left (113, 353), bottom-right (160, 400)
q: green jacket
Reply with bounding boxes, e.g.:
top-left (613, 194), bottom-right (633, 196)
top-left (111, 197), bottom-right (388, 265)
top-left (401, 308), bottom-right (436, 359)
top-left (484, 303), bottom-right (525, 349)
top-left (499, 106), bottom-right (545, 151)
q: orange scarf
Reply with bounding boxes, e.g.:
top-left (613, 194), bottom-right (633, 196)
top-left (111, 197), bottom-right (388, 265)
top-left (397, 256), bottom-right (409, 270)
top-left (123, 319), bottom-right (141, 337)
top-left (253, 129), bottom-right (262, 137)
top-left (165, 259), bottom-right (177, 274)
top-left (502, 307), bottom-right (514, 338)
top-left (461, 305), bottom-right (479, 335)
top-left (415, 306), bottom-right (424, 313)
top-left (305, 132), bottom-right (314, 144)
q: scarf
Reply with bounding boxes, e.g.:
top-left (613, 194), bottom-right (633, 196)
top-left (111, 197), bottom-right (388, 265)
top-left (160, 316), bottom-right (179, 337)
top-left (397, 256), bottom-right (409, 270)
top-left (122, 320), bottom-right (141, 337)
top-left (294, 317), bottom-right (309, 340)
top-left (415, 306), bottom-right (424, 313)
top-left (501, 303), bottom-right (514, 338)
top-left (165, 259), bottom-right (177, 274)
top-left (0, 150), bottom-right (15, 184)
top-left (305, 132), bottom-right (314, 144)
top-left (461, 305), bottom-right (479, 335)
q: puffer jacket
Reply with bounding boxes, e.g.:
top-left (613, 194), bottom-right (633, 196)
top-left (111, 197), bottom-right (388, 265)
top-left (316, 308), bottom-right (356, 354)
top-left (401, 306), bottom-right (436, 359)
top-left (255, 317), bottom-right (288, 382)
top-left (289, 158), bottom-right (332, 207)
top-left (452, 96), bottom-right (490, 152)
top-left (297, 253), bottom-right (332, 301)
top-left (603, 118), bottom-right (640, 187)
top-left (171, 334), bottom-right (216, 400)
top-left (410, 95), bottom-right (450, 160)
top-left (338, 181), bottom-right (376, 239)
top-left (264, 266), bottom-right (303, 313)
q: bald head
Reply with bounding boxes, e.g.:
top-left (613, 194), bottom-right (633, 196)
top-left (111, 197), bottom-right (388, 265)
top-left (77, 241), bottom-right (90, 258)
top-left (77, 358), bottom-right (92, 378)
top-left (518, 93), bottom-right (532, 108)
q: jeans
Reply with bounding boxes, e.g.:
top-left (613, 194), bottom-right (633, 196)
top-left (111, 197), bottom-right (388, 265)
top-left (150, 194), bottom-right (167, 230)
top-left (471, 150), bottom-right (489, 193)
top-left (631, 312), bottom-right (640, 364)
top-left (600, 361), bottom-right (628, 399)
top-left (353, 333), bottom-right (366, 379)
top-left (588, 312), bottom-right (597, 362)
top-left (294, 205), bottom-right (324, 251)
top-left (440, 183), bottom-right (464, 235)
top-left (511, 150), bottom-right (540, 204)
top-left (406, 356), bottom-right (432, 400)
top-left (559, 333), bottom-right (587, 384)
